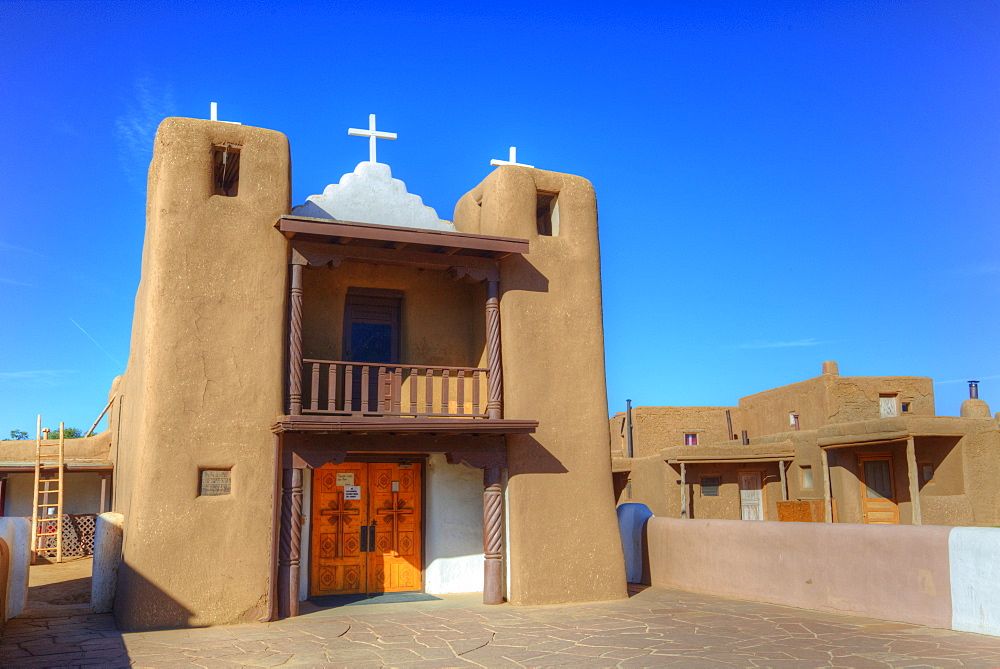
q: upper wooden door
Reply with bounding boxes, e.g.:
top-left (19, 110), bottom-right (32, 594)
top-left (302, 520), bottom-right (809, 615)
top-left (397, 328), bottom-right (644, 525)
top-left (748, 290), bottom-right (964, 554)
top-left (738, 471), bottom-right (764, 521)
top-left (310, 461), bottom-right (422, 597)
top-left (343, 292), bottom-right (401, 411)
top-left (859, 455), bottom-right (899, 524)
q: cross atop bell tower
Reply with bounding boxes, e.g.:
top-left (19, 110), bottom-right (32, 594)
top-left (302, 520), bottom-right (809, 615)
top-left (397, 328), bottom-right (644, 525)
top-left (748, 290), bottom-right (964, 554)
top-left (348, 113), bottom-right (397, 163)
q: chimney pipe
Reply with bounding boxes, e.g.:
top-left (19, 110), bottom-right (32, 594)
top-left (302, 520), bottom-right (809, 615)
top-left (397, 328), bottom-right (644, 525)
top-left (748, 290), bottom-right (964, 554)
top-left (625, 399), bottom-right (634, 459)
top-left (969, 381), bottom-right (980, 400)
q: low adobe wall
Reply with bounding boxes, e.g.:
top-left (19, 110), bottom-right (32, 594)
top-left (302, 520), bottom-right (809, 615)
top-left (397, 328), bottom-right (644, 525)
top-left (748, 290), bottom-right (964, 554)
top-left (647, 518), bottom-right (953, 628)
top-left (647, 518), bottom-right (1000, 636)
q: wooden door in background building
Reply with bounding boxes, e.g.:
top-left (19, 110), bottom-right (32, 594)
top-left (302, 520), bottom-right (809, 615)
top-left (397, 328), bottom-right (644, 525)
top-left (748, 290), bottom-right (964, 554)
top-left (859, 455), bottom-right (899, 524)
top-left (310, 461), bottom-right (422, 596)
top-left (738, 471), bottom-right (764, 520)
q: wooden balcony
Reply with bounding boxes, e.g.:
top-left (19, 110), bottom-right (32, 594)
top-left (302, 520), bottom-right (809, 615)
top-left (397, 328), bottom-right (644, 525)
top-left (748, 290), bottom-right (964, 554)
top-left (299, 360), bottom-right (490, 418)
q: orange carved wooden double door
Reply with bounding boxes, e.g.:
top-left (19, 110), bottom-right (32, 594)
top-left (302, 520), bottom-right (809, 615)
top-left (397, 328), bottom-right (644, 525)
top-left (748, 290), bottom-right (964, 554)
top-left (310, 461), bottom-right (422, 595)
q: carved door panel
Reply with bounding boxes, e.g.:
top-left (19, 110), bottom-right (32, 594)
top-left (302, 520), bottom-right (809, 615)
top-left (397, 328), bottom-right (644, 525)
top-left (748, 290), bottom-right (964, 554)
top-left (369, 462), bottom-right (422, 593)
top-left (310, 461), bottom-right (422, 596)
top-left (310, 463), bottom-right (367, 595)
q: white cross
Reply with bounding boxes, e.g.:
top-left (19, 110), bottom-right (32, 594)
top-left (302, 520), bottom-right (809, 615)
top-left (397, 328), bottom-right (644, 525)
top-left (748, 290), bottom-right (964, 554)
top-left (348, 114), bottom-right (397, 163)
top-left (491, 146), bottom-right (533, 168)
top-left (209, 102), bottom-right (241, 125)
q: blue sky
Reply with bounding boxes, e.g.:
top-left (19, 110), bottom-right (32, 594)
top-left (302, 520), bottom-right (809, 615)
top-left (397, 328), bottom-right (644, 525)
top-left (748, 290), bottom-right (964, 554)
top-left (1, 0), bottom-right (997, 435)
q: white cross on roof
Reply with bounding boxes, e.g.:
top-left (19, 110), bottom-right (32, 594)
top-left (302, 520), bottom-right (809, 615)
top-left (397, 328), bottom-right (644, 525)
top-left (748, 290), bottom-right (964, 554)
top-left (209, 102), bottom-right (241, 125)
top-left (348, 114), bottom-right (397, 163)
top-left (491, 146), bottom-right (533, 168)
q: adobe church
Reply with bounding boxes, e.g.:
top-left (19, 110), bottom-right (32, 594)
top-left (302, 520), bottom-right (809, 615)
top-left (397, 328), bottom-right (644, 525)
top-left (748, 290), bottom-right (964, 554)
top-left (105, 115), bottom-right (626, 629)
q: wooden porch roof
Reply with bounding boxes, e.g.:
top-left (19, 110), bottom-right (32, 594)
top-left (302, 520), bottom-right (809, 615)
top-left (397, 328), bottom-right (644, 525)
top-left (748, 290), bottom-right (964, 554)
top-left (276, 216), bottom-right (529, 259)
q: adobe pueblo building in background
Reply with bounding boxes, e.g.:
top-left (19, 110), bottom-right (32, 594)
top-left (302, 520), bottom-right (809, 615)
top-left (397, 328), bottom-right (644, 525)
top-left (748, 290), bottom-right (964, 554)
top-left (613, 362), bottom-right (1000, 527)
top-left (106, 116), bottom-right (626, 630)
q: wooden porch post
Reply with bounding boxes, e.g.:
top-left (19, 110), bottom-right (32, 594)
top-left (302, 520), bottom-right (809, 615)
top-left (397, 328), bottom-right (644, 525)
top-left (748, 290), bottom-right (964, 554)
top-left (99, 474), bottom-right (108, 514)
top-left (288, 258), bottom-right (306, 416)
top-left (483, 467), bottom-right (504, 604)
top-left (485, 280), bottom-right (503, 420)
top-left (679, 463), bottom-right (687, 519)
top-left (906, 436), bottom-right (922, 525)
top-left (779, 460), bottom-right (788, 502)
top-left (278, 468), bottom-right (303, 618)
top-left (821, 448), bottom-right (833, 523)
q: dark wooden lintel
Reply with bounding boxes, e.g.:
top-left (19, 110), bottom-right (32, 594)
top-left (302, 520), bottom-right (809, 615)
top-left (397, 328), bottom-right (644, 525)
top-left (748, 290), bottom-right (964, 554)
top-left (281, 432), bottom-right (506, 469)
top-left (291, 240), bottom-right (500, 276)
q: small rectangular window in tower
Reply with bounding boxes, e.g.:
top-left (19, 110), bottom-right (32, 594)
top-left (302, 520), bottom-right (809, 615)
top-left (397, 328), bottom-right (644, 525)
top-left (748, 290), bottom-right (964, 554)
top-left (800, 465), bottom-right (814, 489)
top-left (879, 394), bottom-right (898, 418)
top-left (901, 401), bottom-right (912, 413)
top-left (213, 144), bottom-right (241, 196)
top-left (683, 432), bottom-right (698, 446)
top-left (535, 190), bottom-right (558, 236)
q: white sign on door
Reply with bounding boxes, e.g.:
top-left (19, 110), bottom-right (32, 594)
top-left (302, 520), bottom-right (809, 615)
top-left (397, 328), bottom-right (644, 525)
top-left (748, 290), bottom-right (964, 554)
top-left (343, 485), bottom-right (361, 500)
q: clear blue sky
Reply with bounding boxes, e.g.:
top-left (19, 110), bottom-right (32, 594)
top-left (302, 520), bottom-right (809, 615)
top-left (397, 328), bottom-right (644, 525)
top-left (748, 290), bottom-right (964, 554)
top-left (1, 1), bottom-right (997, 435)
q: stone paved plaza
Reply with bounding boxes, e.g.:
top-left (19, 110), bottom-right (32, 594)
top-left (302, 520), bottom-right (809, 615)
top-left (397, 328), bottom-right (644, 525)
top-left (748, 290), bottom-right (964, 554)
top-left (3, 578), bottom-right (1000, 667)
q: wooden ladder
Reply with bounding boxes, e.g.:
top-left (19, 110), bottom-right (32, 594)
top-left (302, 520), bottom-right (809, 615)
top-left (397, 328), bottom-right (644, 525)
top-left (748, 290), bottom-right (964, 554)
top-left (30, 416), bottom-right (65, 563)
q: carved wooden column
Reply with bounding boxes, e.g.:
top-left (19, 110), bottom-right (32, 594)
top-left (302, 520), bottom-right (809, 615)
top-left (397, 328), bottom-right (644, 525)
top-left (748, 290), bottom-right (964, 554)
top-left (288, 256), bottom-right (306, 416)
top-left (483, 466), bottom-right (504, 604)
top-left (278, 468), bottom-right (303, 618)
top-left (485, 280), bottom-right (503, 420)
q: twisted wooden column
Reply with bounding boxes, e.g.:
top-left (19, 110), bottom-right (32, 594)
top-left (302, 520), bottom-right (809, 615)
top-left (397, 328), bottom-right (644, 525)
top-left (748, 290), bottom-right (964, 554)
top-left (483, 466), bottom-right (504, 604)
top-left (485, 280), bottom-right (503, 420)
top-left (288, 261), bottom-right (305, 415)
top-left (278, 468), bottom-right (302, 618)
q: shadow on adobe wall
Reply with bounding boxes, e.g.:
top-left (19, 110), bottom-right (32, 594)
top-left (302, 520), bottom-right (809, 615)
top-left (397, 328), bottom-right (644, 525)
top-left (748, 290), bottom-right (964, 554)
top-left (505, 435), bottom-right (568, 477)
top-left (501, 256), bottom-right (548, 294)
top-left (113, 560), bottom-right (196, 632)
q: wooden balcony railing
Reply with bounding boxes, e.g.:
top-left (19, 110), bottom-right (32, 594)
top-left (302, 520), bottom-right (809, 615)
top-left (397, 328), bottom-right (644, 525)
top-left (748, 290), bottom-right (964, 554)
top-left (297, 360), bottom-right (491, 418)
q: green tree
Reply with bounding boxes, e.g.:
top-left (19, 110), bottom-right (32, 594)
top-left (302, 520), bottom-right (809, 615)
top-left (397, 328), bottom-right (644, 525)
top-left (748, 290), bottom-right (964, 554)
top-left (8, 430), bottom-right (28, 440)
top-left (47, 427), bottom-right (83, 439)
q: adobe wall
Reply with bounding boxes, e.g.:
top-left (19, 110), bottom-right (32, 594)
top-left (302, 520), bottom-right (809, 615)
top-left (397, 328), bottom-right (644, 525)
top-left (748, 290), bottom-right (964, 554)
top-left (0, 431), bottom-right (111, 462)
top-left (112, 118), bottom-right (290, 630)
top-left (629, 406), bottom-right (737, 457)
top-left (614, 454), bottom-right (672, 517)
top-left (739, 374), bottom-right (935, 437)
top-left (647, 518), bottom-right (954, 629)
top-left (301, 261), bottom-right (482, 368)
top-left (454, 166), bottom-right (626, 605)
top-left (661, 462), bottom-right (784, 521)
top-left (4, 472), bottom-right (105, 517)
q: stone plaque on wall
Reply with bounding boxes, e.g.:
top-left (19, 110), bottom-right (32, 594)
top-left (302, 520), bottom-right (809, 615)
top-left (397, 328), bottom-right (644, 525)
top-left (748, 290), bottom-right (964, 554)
top-left (200, 469), bottom-right (232, 496)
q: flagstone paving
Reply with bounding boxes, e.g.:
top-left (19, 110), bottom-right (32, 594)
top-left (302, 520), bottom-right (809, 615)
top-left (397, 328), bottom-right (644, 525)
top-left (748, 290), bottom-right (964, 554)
top-left (3, 585), bottom-right (1000, 667)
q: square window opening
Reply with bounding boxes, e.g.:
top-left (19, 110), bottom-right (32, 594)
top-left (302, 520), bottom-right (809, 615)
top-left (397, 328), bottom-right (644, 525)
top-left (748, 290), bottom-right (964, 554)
top-left (213, 144), bottom-right (241, 196)
top-left (683, 432), bottom-right (698, 446)
top-left (701, 476), bottom-right (721, 496)
top-left (901, 401), bottom-right (912, 413)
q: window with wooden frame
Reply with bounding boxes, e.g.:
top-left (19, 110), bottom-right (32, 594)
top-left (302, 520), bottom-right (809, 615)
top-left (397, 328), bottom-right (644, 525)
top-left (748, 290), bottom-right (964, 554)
top-left (800, 465), bottom-right (814, 489)
top-left (700, 476), bottom-right (721, 496)
top-left (901, 399), bottom-right (913, 413)
top-left (213, 144), bottom-right (241, 196)
top-left (683, 432), bottom-right (699, 446)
